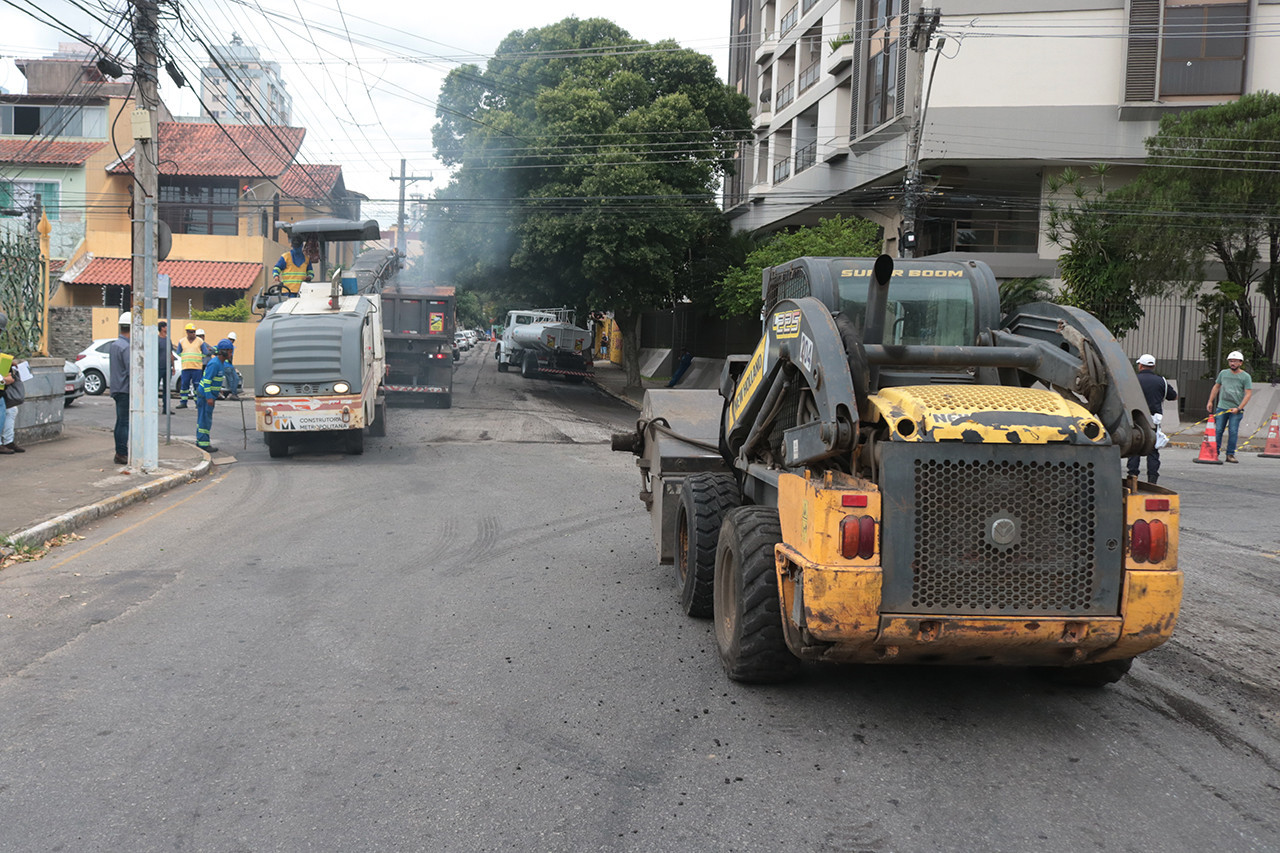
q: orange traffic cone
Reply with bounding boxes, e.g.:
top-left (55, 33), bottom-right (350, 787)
top-left (1194, 417), bottom-right (1223, 464)
top-left (1258, 412), bottom-right (1280, 459)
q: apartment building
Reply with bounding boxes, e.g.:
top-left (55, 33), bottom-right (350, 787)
top-left (199, 34), bottom-right (293, 126)
top-left (726, 0), bottom-right (1280, 277)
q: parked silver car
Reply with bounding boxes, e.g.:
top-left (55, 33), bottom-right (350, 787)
top-left (63, 360), bottom-right (85, 406)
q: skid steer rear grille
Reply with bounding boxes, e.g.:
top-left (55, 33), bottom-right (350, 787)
top-left (879, 444), bottom-right (1123, 616)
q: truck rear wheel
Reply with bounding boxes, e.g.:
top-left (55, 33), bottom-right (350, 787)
top-left (497, 357), bottom-right (509, 372)
top-left (266, 433), bottom-right (289, 458)
top-left (369, 397), bottom-right (387, 437)
top-left (676, 473), bottom-right (740, 617)
top-left (521, 351), bottom-right (539, 379)
top-left (714, 506), bottom-right (800, 683)
top-left (345, 428), bottom-right (364, 455)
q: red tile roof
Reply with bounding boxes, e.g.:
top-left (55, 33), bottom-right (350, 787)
top-left (67, 258), bottom-right (262, 290)
top-left (109, 122), bottom-right (305, 178)
top-left (0, 139), bottom-right (106, 165)
top-left (277, 163), bottom-right (342, 199)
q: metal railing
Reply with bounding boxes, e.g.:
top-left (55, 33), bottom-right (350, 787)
top-left (799, 60), bottom-right (821, 94)
top-left (795, 141), bottom-right (816, 174)
top-left (776, 81), bottom-right (795, 109)
top-left (773, 157), bottom-right (792, 184)
top-left (781, 5), bottom-right (799, 37)
top-left (802, 0), bottom-right (819, 13)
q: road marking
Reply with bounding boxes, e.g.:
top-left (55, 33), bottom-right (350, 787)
top-left (46, 475), bottom-right (227, 571)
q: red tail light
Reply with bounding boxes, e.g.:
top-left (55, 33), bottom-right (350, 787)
top-left (1130, 519), bottom-right (1167, 563)
top-left (75, 354), bottom-right (86, 361)
top-left (840, 515), bottom-right (876, 559)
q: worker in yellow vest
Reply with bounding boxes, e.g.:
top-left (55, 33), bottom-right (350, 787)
top-left (175, 323), bottom-right (204, 409)
top-left (272, 235), bottom-right (313, 294)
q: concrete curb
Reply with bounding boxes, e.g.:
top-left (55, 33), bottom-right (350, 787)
top-left (590, 379), bottom-right (642, 411)
top-left (8, 445), bottom-right (213, 549)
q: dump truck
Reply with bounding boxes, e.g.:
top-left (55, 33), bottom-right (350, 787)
top-left (612, 255), bottom-right (1181, 686)
top-left (382, 284), bottom-right (456, 407)
top-left (253, 219), bottom-right (393, 457)
top-left (495, 308), bottom-right (593, 381)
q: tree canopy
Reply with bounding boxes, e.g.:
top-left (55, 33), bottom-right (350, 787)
top-left (425, 17), bottom-right (752, 386)
top-left (714, 216), bottom-right (882, 318)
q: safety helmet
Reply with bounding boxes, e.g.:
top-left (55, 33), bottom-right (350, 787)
top-left (185, 322), bottom-right (196, 331)
top-left (227, 331), bottom-right (237, 341)
top-left (1227, 350), bottom-right (1245, 361)
top-left (216, 338), bottom-right (234, 351)
top-left (1136, 354), bottom-right (1155, 366)
top-left (119, 311), bottom-right (132, 326)
top-left (196, 329), bottom-right (205, 337)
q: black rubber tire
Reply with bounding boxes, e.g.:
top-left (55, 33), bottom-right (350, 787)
top-left (439, 392), bottom-right (452, 409)
top-left (497, 357), bottom-right (508, 372)
top-left (676, 472), bottom-right (741, 617)
top-left (266, 432), bottom-right (289, 458)
top-left (345, 428), bottom-right (365, 455)
top-left (521, 351), bottom-right (539, 379)
top-left (368, 398), bottom-right (387, 437)
top-left (83, 369), bottom-right (105, 395)
top-left (1040, 657), bottom-right (1134, 688)
top-left (714, 506), bottom-right (800, 683)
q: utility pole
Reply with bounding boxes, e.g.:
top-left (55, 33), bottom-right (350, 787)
top-left (390, 159), bottom-right (429, 259)
top-left (129, 0), bottom-right (160, 471)
top-left (901, 6), bottom-right (942, 258)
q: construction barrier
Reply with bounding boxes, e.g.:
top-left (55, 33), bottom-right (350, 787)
top-left (1193, 418), bottom-right (1223, 465)
top-left (1259, 412), bottom-right (1280, 459)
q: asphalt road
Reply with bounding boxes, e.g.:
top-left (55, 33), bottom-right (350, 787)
top-left (5, 342), bottom-right (1278, 852)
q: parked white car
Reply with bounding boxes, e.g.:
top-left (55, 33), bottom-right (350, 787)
top-left (74, 338), bottom-right (180, 396)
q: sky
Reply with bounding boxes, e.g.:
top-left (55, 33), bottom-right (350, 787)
top-left (0, 0), bottom-right (733, 223)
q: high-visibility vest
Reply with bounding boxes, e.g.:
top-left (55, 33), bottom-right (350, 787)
top-left (275, 249), bottom-right (311, 293)
top-left (177, 337), bottom-right (203, 370)
top-left (198, 358), bottom-right (226, 400)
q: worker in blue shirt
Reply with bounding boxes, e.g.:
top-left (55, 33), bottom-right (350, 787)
top-left (195, 339), bottom-right (234, 453)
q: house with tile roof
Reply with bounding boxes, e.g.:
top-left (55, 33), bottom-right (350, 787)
top-left (3, 47), bottom-right (363, 319)
top-left (56, 119), bottom-right (362, 313)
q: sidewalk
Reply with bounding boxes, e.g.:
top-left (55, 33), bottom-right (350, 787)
top-left (589, 356), bottom-right (723, 410)
top-left (1, 425), bottom-right (210, 548)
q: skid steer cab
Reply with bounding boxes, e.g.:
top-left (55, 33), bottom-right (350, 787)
top-left (254, 219), bottom-right (395, 457)
top-left (613, 255), bottom-right (1180, 687)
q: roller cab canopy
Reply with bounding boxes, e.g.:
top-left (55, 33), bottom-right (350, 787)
top-left (284, 218), bottom-right (381, 242)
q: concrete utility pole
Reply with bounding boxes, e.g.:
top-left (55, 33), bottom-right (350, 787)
top-left (129, 0), bottom-right (160, 471)
top-left (390, 159), bottom-right (429, 258)
top-left (901, 6), bottom-right (942, 258)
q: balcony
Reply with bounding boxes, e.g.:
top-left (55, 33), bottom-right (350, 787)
top-left (826, 40), bottom-right (855, 74)
top-left (802, 0), bottom-right (819, 12)
top-left (799, 61), bottom-right (821, 95)
top-left (776, 81), bottom-right (795, 110)
top-left (755, 31), bottom-right (778, 64)
top-left (795, 141), bottom-right (816, 174)
top-left (773, 157), bottom-right (792, 184)
top-left (780, 5), bottom-right (799, 38)
top-left (753, 107), bottom-right (773, 129)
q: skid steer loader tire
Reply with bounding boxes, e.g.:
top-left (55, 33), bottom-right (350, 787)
top-left (714, 506), bottom-right (800, 683)
top-left (676, 472), bottom-right (740, 618)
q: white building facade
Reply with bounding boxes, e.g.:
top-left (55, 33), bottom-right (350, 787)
top-left (726, 0), bottom-right (1280, 277)
top-left (199, 34), bottom-right (293, 126)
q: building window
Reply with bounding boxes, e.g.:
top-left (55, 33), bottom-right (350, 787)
top-left (1161, 3), bottom-right (1247, 97)
top-left (159, 179), bottom-right (239, 236)
top-left (862, 0), bottom-right (901, 130)
top-left (1125, 0), bottom-right (1248, 102)
top-left (0, 104), bottom-right (105, 138)
top-left (0, 180), bottom-right (60, 220)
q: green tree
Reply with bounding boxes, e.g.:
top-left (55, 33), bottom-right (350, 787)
top-left (714, 216), bottom-right (882, 318)
top-left (998, 277), bottom-right (1051, 319)
top-left (1121, 92), bottom-right (1280, 366)
top-left (192, 298), bottom-right (250, 323)
top-left (428, 17), bottom-right (751, 387)
top-left (1045, 165), bottom-right (1149, 337)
